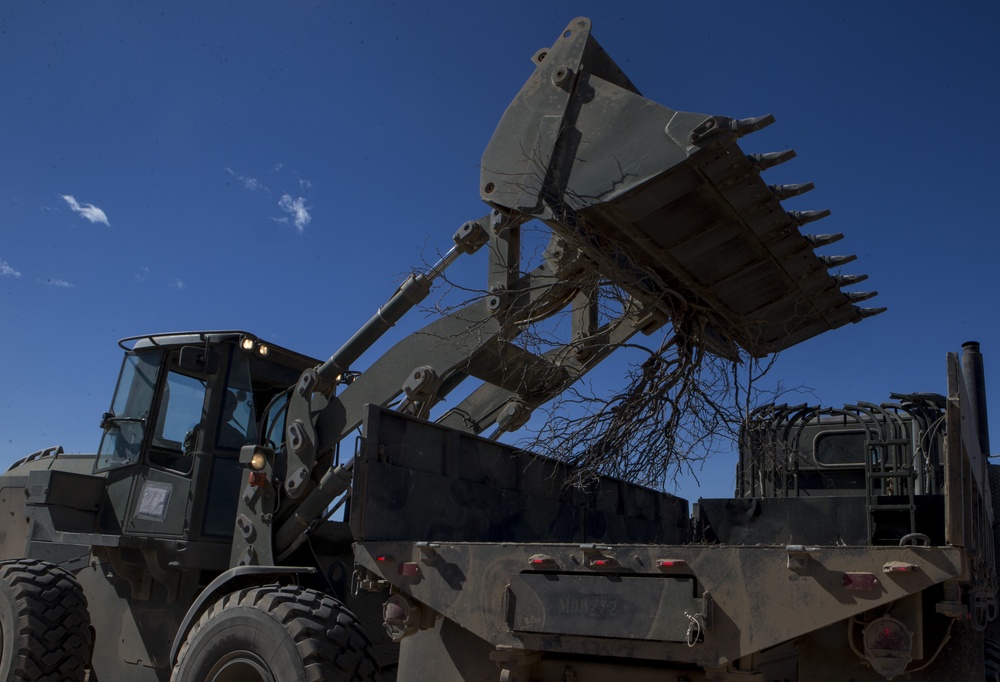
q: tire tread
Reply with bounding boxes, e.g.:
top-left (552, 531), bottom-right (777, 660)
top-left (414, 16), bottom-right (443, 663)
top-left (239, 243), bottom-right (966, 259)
top-left (0, 558), bottom-right (92, 682)
top-left (173, 584), bottom-right (380, 681)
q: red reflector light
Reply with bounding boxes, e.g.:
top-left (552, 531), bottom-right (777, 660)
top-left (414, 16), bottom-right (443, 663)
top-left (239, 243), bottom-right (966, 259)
top-left (842, 572), bottom-right (879, 591)
top-left (883, 561), bottom-right (919, 574)
top-left (248, 471), bottom-right (267, 487)
top-left (657, 559), bottom-right (686, 568)
top-left (590, 558), bottom-right (618, 568)
top-left (864, 617), bottom-right (912, 652)
top-left (375, 555), bottom-right (394, 562)
top-left (399, 562), bottom-right (420, 577)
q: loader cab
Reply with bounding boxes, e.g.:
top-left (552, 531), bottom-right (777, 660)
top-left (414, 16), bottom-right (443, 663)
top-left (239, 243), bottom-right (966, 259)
top-left (96, 331), bottom-right (317, 544)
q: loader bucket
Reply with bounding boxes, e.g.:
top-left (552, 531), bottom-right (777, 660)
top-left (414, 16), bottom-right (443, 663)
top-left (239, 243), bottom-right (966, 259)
top-left (481, 17), bottom-right (882, 357)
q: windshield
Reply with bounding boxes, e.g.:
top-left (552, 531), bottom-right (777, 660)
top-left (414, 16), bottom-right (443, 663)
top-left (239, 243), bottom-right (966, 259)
top-left (96, 352), bottom-right (161, 471)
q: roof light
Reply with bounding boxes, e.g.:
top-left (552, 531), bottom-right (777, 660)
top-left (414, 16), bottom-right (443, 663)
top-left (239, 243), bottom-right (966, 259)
top-left (241, 337), bottom-right (255, 351)
top-left (257, 344), bottom-right (269, 357)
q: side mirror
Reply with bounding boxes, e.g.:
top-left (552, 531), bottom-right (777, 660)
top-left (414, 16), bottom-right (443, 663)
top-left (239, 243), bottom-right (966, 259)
top-left (179, 346), bottom-right (219, 375)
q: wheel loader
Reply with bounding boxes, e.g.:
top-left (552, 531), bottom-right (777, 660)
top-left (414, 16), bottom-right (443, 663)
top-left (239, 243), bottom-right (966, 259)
top-left (4, 16), bottom-right (994, 682)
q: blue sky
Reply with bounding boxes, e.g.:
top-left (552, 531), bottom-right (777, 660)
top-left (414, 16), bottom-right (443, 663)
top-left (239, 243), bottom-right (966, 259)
top-left (2, 2), bottom-right (999, 499)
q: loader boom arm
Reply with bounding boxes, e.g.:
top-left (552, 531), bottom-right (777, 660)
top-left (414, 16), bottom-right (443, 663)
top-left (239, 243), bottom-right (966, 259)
top-left (230, 17), bottom-right (883, 566)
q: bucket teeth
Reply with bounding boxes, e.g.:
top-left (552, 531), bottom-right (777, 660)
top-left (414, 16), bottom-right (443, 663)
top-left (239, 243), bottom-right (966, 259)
top-left (856, 306), bottom-right (887, 319)
top-left (748, 149), bottom-right (796, 171)
top-left (844, 291), bottom-right (878, 303)
top-left (834, 274), bottom-right (869, 287)
top-left (478, 20), bottom-right (883, 356)
top-left (730, 114), bottom-right (776, 137)
top-left (788, 209), bottom-right (831, 226)
top-left (819, 254), bottom-right (857, 268)
top-left (803, 233), bottom-right (844, 248)
top-left (771, 182), bottom-right (815, 200)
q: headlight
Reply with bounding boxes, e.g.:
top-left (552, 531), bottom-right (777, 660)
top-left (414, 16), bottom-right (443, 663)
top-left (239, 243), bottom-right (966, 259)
top-left (250, 451), bottom-right (267, 471)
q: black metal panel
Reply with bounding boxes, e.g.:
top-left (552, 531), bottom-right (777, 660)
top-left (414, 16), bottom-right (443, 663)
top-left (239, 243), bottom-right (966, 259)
top-left (352, 405), bottom-right (688, 544)
top-left (697, 495), bottom-right (945, 546)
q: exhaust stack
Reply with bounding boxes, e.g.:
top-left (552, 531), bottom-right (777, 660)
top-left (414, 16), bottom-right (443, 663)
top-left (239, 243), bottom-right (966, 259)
top-left (961, 341), bottom-right (991, 457)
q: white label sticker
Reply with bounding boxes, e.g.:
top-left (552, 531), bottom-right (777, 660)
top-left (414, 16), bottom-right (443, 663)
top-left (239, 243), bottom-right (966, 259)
top-left (134, 481), bottom-right (173, 522)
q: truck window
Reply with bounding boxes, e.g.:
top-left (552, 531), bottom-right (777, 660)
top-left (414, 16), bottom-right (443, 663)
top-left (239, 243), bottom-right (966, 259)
top-left (260, 391), bottom-right (289, 449)
top-left (96, 352), bottom-right (161, 471)
top-left (215, 350), bottom-right (257, 451)
top-left (814, 430), bottom-right (868, 466)
top-left (149, 353), bottom-right (209, 473)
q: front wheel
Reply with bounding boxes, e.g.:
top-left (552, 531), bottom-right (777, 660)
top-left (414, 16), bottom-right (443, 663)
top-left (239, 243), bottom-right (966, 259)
top-left (171, 585), bottom-right (381, 682)
top-left (0, 558), bottom-right (92, 682)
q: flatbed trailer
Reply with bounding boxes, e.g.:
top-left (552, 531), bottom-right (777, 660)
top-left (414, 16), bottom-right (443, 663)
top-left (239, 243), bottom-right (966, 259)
top-left (348, 344), bottom-right (998, 681)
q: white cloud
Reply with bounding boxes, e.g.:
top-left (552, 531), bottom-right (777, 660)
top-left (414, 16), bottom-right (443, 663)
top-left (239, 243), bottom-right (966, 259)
top-left (42, 278), bottom-right (74, 288)
top-left (226, 167), bottom-right (268, 193)
top-left (61, 195), bottom-right (110, 226)
top-left (278, 194), bottom-right (311, 233)
top-left (299, 178), bottom-right (313, 190)
top-left (1, 260), bottom-right (21, 278)
top-left (170, 279), bottom-right (186, 290)
top-left (135, 266), bottom-right (149, 282)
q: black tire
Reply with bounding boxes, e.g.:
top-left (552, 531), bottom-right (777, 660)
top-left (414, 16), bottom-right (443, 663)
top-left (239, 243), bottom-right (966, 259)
top-left (171, 585), bottom-right (381, 682)
top-left (0, 558), bottom-right (92, 682)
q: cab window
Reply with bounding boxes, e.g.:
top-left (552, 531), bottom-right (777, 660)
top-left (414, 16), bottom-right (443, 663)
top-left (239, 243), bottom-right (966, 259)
top-left (149, 352), bottom-right (209, 473)
top-left (96, 352), bottom-right (161, 471)
top-left (215, 351), bottom-right (257, 450)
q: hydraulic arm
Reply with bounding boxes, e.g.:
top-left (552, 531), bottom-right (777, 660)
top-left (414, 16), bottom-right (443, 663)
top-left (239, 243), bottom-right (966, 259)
top-left (233, 16), bottom-right (884, 567)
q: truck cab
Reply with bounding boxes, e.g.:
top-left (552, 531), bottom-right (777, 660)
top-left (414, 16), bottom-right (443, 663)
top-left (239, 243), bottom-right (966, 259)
top-left (0, 331), bottom-right (324, 679)
top-left (93, 331), bottom-right (317, 548)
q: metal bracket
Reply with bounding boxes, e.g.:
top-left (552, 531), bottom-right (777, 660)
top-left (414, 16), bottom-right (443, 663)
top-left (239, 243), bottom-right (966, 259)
top-left (786, 545), bottom-right (818, 572)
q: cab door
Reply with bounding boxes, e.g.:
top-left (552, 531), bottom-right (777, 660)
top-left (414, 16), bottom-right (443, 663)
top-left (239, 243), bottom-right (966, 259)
top-left (124, 349), bottom-right (205, 537)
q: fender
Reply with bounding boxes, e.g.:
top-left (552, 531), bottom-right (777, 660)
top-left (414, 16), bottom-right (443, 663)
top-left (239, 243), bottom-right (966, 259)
top-left (168, 564), bottom-right (317, 667)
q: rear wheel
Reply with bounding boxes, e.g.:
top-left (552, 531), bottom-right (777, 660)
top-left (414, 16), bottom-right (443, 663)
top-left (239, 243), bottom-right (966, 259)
top-left (172, 585), bottom-right (380, 682)
top-left (0, 558), bottom-right (92, 682)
